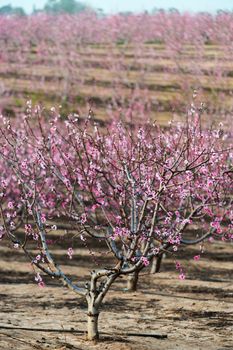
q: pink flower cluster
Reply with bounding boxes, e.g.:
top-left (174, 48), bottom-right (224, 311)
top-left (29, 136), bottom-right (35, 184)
top-left (35, 273), bottom-right (45, 288)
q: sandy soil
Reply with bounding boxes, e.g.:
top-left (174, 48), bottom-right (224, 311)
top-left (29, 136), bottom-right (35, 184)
top-left (0, 239), bottom-right (233, 350)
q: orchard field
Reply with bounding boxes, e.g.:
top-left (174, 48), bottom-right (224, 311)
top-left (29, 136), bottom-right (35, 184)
top-left (1, 236), bottom-right (233, 350)
top-left (2, 42), bottom-right (233, 125)
top-left (1, 12), bottom-right (233, 126)
top-left (0, 11), bottom-right (233, 350)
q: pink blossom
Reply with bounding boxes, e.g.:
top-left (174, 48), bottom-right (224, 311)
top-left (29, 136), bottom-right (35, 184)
top-left (41, 214), bottom-right (46, 223)
top-left (140, 257), bottom-right (150, 267)
top-left (179, 273), bottom-right (186, 280)
top-left (80, 213), bottom-right (87, 224)
top-left (8, 201), bottom-right (14, 209)
top-left (35, 272), bottom-right (45, 288)
top-left (38, 281), bottom-right (45, 288)
top-left (193, 255), bottom-right (200, 261)
top-left (67, 247), bottom-right (74, 259)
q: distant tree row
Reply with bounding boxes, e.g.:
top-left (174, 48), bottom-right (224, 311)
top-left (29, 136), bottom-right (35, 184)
top-left (0, 4), bottom-right (26, 16)
top-left (36, 0), bottom-right (90, 14)
top-left (0, 0), bottom-right (92, 16)
top-left (0, 2), bottom-right (232, 17)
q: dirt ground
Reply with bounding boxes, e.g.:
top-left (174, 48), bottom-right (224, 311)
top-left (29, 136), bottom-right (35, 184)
top-left (0, 238), bottom-right (233, 350)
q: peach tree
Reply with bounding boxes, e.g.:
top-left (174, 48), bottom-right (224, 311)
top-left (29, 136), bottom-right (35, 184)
top-left (0, 104), bottom-right (232, 340)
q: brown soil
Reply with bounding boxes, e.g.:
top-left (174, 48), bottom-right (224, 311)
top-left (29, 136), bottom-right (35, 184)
top-left (0, 239), bottom-right (233, 350)
top-left (1, 43), bottom-right (233, 125)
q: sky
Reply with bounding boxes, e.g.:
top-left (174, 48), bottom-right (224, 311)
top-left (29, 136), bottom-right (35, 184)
top-left (1, 0), bottom-right (233, 14)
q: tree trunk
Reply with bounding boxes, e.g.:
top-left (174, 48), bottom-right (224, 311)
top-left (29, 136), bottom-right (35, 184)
top-left (151, 254), bottom-right (164, 274)
top-left (85, 270), bottom-right (118, 341)
top-left (87, 301), bottom-right (99, 341)
top-left (150, 256), bottom-right (157, 274)
top-left (127, 270), bottom-right (139, 292)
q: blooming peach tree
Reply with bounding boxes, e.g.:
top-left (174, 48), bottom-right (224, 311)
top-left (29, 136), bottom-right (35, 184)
top-left (0, 103), bottom-right (232, 340)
